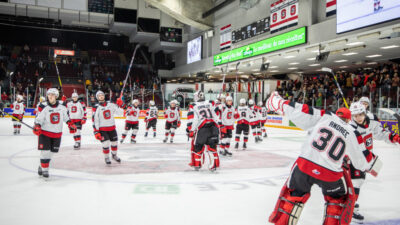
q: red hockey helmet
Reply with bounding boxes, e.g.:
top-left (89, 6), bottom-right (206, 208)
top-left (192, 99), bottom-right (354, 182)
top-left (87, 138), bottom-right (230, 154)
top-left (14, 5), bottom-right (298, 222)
top-left (336, 107), bottom-right (351, 120)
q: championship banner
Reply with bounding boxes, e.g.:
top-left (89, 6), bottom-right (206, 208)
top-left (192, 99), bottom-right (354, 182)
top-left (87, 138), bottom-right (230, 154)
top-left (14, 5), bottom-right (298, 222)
top-left (381, 120), bottom-right (399, 135)
top-left (270, 0), bottom-right (299, 33)
top-left (220, 24), bottom-right (232, 51)
top-left (326, 0), bottom-right (336, 17)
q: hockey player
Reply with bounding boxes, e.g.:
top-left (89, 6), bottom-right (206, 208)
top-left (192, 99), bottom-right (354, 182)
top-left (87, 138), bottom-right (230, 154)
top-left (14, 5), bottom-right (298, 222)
top-left (267, 92), bottom-right (380, 225)
top-left (219, 96), bottom-right (235, 156)
top-left (234, 98), bottom-right (252, 150)
top-left (187, 91), bottom-right (220, 171)
top-left (248, 99), bottom-right (262, 143)
top-left (10, 95), bottom-right (25, 135)
top-left (92, 91), bottom-right (124, 165)
top-left (144, 100), bottom-right (158, 138)
top-left (34, 96), bottom-right (46, 116)
top-left (66, 93), bottom-right (86, 150)
top-left (259, 101), bottom-right (268, 138)
top-left (163, 100), bottom-right (181, 143)
top-left (120, 99), bottom-right (140, 144)
top-left (33, 88), bottom-right (77, 178)
top-left (349, 101), bottom-right (399, 223)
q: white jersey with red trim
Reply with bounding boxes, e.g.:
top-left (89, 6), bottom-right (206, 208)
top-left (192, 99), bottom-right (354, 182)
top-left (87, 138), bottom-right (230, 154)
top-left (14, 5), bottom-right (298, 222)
top-left (66, 101), bottom-right (86, 121)
top-left (164, 106), bottom-right (180, 122)
top-left (220, 105), bottom-right (236, 127)
top-left (190, 100), bottom-right (219, 132)
top-left (249, 105), bottom-right (260, 123)
top-left (145, 106), bottom-right (158, 121)
top-left (260, 106), bottom-right (268, 122)
top-left (126, 105), bottom-right (140, 123)
top-left (11, 101), bottom-right (25, 115)
top-left (350, 113), bottom-right (394, 151)
top-left (283, 101), bottom-right (375, 182)
top-left (93, 102), bottom-right (122, 131)
top-left (35, 101), bottom-right (70, 138)
top-left (236, 106), bottom-right (252, 125)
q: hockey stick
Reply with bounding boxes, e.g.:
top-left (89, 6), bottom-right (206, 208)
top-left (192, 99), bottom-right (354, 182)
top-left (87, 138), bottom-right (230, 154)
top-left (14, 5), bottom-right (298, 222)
top-left (0, 110), bottom-right (34, 130)
top-left (322, 67), bottom-right (349, 108)
top-left (378, 108), bottom-right (400, 135)
top-left (119, 44), bottom-right (141, 100)
top-left (53, 54), bottom-right (63, 95)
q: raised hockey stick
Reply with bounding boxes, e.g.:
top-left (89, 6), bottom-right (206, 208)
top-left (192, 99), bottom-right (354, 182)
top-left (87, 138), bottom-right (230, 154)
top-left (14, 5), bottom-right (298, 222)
top-left (322, 67), bottom-right (349, 108)
top-left (119, 44), bottom-right (141, 100)
top-left (378, 108), bottom-right (400, 135)
top-left (1, 110), bottom-right (34, 130)
top-left (53, 54), bottom-right (63, 95)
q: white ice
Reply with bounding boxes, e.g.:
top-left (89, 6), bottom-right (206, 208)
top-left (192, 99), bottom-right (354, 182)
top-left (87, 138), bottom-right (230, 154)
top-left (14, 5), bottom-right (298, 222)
top-left (0, 118), bottom-right (399, 225)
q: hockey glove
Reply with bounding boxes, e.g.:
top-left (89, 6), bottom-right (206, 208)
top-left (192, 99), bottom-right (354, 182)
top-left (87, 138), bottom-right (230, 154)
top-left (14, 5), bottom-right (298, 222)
top-left (68, 122), bottom-right (77, 134)
top-left (116, 97), bottom-right (124, 107)
top-left (81, 119), bottom-right (86, 125)
top-left (221, 126), bottom-right (227, 134)
top-left (177, 121), bottom-right (181, 128)
top-left (266, 91), bottom-right (288, 114)
top-left (94, 132), bottom-right (102, 141)
top-left (189, 131), bottom-right (194, 138)
top-left (61, 95), bottom-right (67, 102)
top-left (389, 133), bottom-right (400, 144)
top-left (33, 124), bottom-right (42, 136)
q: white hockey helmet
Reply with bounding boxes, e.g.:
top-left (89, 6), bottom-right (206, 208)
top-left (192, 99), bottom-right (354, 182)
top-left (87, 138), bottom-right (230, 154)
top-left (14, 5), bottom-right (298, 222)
top-left (132, 99), bottom-right (139, 105)
top-left (239, 98), bottom-right (246, 105)
top-left (170, 100), bottom-right (176, 105)
top-left (248, 99), bottom-right (254, 105)
top-left (149, 100), bottom-right (155, 106)
top-left (226, 96), bottom-right (233, 102)
top-left (350, 102), bottom-right (366, 115)
top-left (217, 93), bottom-right (226, 100)
top-left (215, 99), bottom-right (220, 104)
top-left (258, 101), bottom-right (263, 106)
top-left (16, 95), bottom-right (23, 101)
top-left (47, 88), bottom-right (59, 98)
top-left (71, 92), bottom-right (79, 99)
top-left (194, 91), bottom-right (204, 102)
top-left (95, 90), bottom-right (105, 100)
top-left (359, 97), bottom-right (370, 105)
top-left (173, 99), bottom-right (179, 105)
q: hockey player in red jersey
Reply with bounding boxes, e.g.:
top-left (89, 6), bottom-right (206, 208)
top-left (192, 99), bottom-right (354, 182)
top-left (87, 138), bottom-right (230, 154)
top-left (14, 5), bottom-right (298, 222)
top-left (234, 98), bottom-right (252, 150)
top-left (187, 91), bottom-right (220, 171)
top-left (10, 95), bottom-right (25, 135)
top-left (92, 91), bottom-right (124, 165)
top-left (219, 96), bottom-right (235, 156)
top-left (66, 92), bottom-right (87, 150)
top-left (348, 101), bottom-right (399, 223)
top-left (163, 100), bottom-right (181, 143)
top-left (267, 92), bottom-right (380, 225)
top-left (259, 101), bottom-right (268, 138)
top-left (34, 88), bottom-right (77, 178)
top-left (144, 100), bottom-right (158, 138)
top-left (120, 99), bottom-right (140, 144)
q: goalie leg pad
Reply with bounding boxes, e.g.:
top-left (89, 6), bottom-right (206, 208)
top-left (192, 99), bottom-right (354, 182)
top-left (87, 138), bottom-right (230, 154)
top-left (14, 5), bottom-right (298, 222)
top-left (207, 146), bottom-right (220, 170)
top-left (269, 183), bottom-right (310, 225)
top-left (323, 195), bottom-right (354, 225)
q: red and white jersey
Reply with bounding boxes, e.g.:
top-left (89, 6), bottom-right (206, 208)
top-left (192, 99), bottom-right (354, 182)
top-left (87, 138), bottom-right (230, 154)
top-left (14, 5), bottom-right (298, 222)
top-left (66, 101), bottom-right (86, 122)
top-left (35, 101), bottom-right (70, 138)
top-left (164, 106), bottom-right (180, 122)
top-left (146, 106), bottom-right (158, 121)
top-left (34, 102), bottom-right (47, 116)
top-left (126, 105), bottom-right (140, 124)
top-left (189, 100), bottom-right (219, 132)
top-left (11, 101), bottom-right (25, 115)
top-left (260, 106), bottom-right (268, 122)
top-left (220, 105), bottom-right (236, 128)
top-left (236, 106), bottom-right (252, 125)
top-left (93, 102), bottom-right (121, 131)
top-left (249, 105), bottom-right (260, 123)
top-left (350, 112), bottom-right (394, 151)
top-left (283, 101), bottom-right (375, 182)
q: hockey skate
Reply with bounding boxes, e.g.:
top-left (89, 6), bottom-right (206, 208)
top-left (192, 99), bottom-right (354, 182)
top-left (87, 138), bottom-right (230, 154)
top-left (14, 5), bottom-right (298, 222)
top-left (111, 154), bottom-right (121, 163)
top-left (263, 133), bottom-right (267, 138)
top-left (42, 171), bottom-right (49, 178)
top-left (163, 138), bottom-right (168, 143)
top-left (234, 142), bottom-right (239, 149)
top-left (38, 166), bottom-right (43, 176)
top-left (243, 142), bottom-right (247, 150)
top-left (105, 157), bottom-right (112, 165)
top-left (153, 132), bottom-right (156, 138)
top-left (224, 149), bottom-right (232, 156)
top-left (170, 139), bottom-right (173, 143)
top-left (13, 130), bottom-right (17, 135)
top-left (144, 132), bottom-right (148, 137)
top-left (74, 142), bottom-right (80, 150)
top-left (352, 203), bottom-right (364, 224)
top-left (255, 137), bottom-right (259, 143)
top-left (120, 139), bottom-right (124, 144)
top-left (17, 130), bottom-right (20, 134)
top-left (130, 139), bottom-right (136, 144)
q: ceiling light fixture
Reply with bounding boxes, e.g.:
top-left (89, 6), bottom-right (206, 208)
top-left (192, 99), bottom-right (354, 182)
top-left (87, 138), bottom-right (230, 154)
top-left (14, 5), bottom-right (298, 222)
top-left (366, 54), bottom-right (382, 58)
top-left (334, 59), bottom-right (348, 63)
top-left (346, 41), bottom-right (364, 46)
top-left (380, 45), bottom-right (399, 49)
top-left (342, 52), bottom-right (358, 56)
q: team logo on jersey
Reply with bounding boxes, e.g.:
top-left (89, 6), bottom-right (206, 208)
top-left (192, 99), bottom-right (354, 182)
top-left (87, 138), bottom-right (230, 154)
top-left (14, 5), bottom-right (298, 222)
top-left (312, 169), bottom-right (320, 175)
top-left (103, 110), bottom-right (111, 119)
top-left (39, 144), bottom-right (43, 149)
top-left (50, 112), bottom-right (60, 124)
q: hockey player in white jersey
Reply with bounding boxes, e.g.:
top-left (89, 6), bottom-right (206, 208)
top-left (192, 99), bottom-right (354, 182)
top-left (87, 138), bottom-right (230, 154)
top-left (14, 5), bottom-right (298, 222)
top-left (267, 92), bottom-right (380, 225)
top-left (120, 99), bottom-right (140, 144)
top-left (219, 96), bottom-right (235, 156)
top-left (187, 91), bottom-right (220, 171)
top-left (66, 92), bottom-right (87, 150)
top-left (92, 91), bottom-right (124, 165)
top-left (10, 95), bottom-right (25, 135)
top-left (348, 101), bottom-right (399, 223)
top-left (234, 98), bottom-right (252, 150)
top-left (144, 100), bottom-right (158, 138)
top-left (248, 99), bottom-right (262, 143)
top-left (259, 101), bottom-right (268, 138)
top-left (163, 100), bottom-right (181, 143)
top-left (33, 88), bottom-right (77, 178)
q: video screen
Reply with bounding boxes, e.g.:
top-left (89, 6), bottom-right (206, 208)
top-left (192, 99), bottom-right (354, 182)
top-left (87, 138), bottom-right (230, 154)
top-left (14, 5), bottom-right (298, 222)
top-left (187, 36), bottom-right (202, 64)
top-left (337, 0), bottom-right (400, 33)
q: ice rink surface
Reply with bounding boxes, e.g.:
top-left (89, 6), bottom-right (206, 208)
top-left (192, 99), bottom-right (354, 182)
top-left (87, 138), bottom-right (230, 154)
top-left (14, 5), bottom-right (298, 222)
top-left (0, 117), bottom-right (399, 225)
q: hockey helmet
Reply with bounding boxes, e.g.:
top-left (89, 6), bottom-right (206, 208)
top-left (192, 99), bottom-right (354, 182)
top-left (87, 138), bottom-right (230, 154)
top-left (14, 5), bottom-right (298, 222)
top-left (248, 99), bottom-right (254, 106)
top-left (336, 107), bottom-right (351, 120)
top-left (95, 90), bottom-right (105, 100)
top-left (258, 101), bottom-right (263, 106)
top-left (226, 96), bottom-right (233, 102)
top-left (359, 97), bottom-right (370, 105)
top-left (47, 88), bottom-right (59, 98)
top-left (71, 92), bottom-right (79, 99)
top-left (16, 95), bottom-right (23, 101)
top-left (350, 102), bottom-right (366, 115)
top-left (239, 98), bottom-right (246, 105)
top-left (149, 100), bottom-right (155, 106)
top-left (132, 99), bottom-right (139, 105)
top-left (194, 91), bottom-right (204, 102)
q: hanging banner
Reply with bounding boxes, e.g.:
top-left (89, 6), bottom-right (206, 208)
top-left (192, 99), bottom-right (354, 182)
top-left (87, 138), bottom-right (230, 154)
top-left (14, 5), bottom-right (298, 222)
top-left (326, 0), bottom-right (336, 17)
top-left (270, 0), bottom-right (299, 33)
top-left (220, 24), bottom-right (232, 51)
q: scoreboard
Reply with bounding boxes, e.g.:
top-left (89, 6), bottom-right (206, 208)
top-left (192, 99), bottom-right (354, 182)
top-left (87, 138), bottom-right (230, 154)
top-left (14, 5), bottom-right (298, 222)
top-left (232, 17), bottom-right (270, 44)
top-left (160, 27), bottom-right (183, 43)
